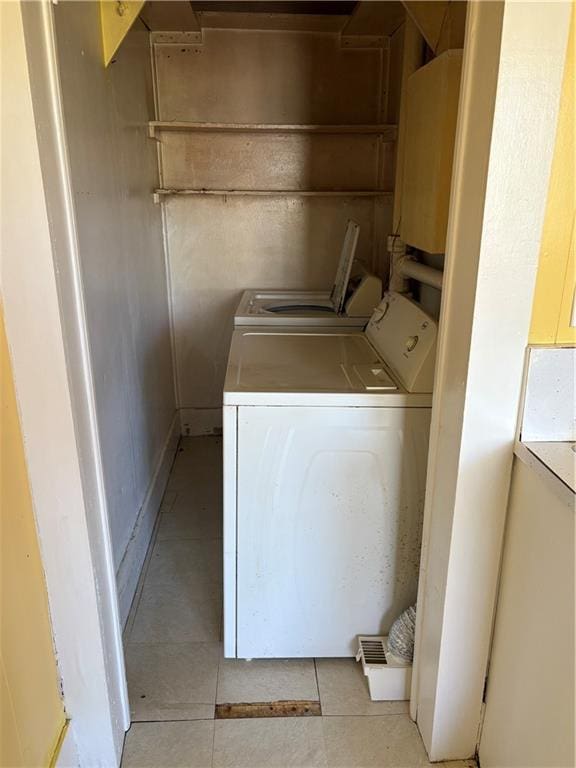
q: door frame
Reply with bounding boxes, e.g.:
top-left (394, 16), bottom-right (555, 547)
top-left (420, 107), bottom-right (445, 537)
top-left (1, 0), bottom-right (571, 765)
top-left (1, 1), bottom-right (129, 764)
top-left (411, 0), bottom-right (571, 760)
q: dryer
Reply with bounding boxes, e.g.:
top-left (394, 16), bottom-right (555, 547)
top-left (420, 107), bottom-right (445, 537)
top-left (234, 220), bottom-right (382, 327)
top-left (223, 292), bottom-right (438, 659)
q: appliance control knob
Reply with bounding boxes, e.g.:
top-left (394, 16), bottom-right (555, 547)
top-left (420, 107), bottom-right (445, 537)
top-left (406, 335), bottom-right (419, 352)
top-left (372, 301), bottom-right (389, 325)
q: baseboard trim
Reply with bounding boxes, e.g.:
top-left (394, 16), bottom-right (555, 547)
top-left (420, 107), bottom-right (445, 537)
top-left (52, 721), bottom-right (79, 768)
top-left (116, 412), bottom-right (180, 627)
top-left (180, 407), bottom-right (222, 436)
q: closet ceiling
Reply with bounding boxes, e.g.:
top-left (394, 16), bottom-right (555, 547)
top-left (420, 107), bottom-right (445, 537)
top-left (140, 1), bottom-right (406, 35)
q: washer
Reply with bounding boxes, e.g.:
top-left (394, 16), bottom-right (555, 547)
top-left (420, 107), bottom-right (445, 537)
top-left (223, 292), bottom-right (438, 659)
top-left (234, 220), bottom-right (382, 327)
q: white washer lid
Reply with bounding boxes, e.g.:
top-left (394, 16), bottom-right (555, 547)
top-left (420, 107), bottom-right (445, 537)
top-left (366, 292), bottom-right (438, 393)
top-left (224, 326), bottom-right (435, 406)
top-left (229, 331), bottom-right (381, 392)
top-left (330, 220), bottom-right (360, 313)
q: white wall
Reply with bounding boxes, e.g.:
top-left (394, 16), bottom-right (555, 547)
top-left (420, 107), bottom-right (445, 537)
top-left (479, 458), bottom-right (575, 768)
top-left (2, 1), bottom-right (131, 760)
top-left (51, 2), bottom-right (176, 581)
top-left (411, 1), bottom-right (571, 759)
top-left (153, 28), bottom-right (394, 429)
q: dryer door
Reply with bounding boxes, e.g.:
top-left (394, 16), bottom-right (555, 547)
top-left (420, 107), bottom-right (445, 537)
top-left (235, 405), bottom-right (431, 658)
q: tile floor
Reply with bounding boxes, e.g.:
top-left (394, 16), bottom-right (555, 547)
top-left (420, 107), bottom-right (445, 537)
top-left (122, 437), bottom-right (476, 768)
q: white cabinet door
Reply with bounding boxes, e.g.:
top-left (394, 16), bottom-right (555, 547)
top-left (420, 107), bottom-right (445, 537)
top-left (236, 406), bottom-right (431, 658)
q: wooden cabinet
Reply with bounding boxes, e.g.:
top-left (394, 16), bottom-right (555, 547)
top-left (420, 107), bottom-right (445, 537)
top-left (400, 49), bottom-right (463, 253)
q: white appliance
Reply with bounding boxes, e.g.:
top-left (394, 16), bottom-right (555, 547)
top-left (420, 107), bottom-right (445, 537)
top-left (234, 220), bottom-right (383, 327)
top-left (223, 292), bottom-right (438, 659)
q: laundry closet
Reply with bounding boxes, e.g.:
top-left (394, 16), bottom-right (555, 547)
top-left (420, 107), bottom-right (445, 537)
top-left (150, 6), bottom-right (396, 437)
top-left (135, 0), bottom-right (464, 659)
top-left (96, 2), bottom-right (462, 638)
top-left (141, 1), bottom-right (462, 439)
top-left (7, 1), bottom-right (572, 763)
top-left (46, 0), bottom-right (463, 720)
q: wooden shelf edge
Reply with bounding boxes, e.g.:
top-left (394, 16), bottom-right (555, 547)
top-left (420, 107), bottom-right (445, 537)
top-left (153, 189), bottom-right (394, 202)
top-left (148, 122), bottom-right (398, 139)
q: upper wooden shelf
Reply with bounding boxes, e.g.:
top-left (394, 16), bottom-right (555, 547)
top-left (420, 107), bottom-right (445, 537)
top-left (148, 122), bottom-right (398, 140)
top-left (152, 188), bottom-right (394, 203)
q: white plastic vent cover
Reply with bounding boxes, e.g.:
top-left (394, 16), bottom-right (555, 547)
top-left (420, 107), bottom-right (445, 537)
top-left (357, 637), bottom-right (388, 665)
top-left (356, 635), bottom-right (412, 701)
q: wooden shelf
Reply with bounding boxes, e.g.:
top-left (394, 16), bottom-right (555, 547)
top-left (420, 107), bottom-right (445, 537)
top-left (153, 188), bottom-right (394, 202)
top-left (149, 122), bottom-right (398, 140)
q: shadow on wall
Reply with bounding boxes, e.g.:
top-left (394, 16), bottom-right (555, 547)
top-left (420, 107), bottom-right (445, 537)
top-left (49, 0), bottom-right (177, 571)
top-left (157, 26), bottom-right (396, 417)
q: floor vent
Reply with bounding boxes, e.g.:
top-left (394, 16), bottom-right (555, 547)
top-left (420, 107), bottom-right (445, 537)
top-left (358, 637), bottom-right (388, 665)
top-left (356, 635), bottom-right (412, 701)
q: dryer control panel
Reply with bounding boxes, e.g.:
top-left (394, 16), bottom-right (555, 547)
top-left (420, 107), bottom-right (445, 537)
top-left (366, 292), bottom-right (438, 393)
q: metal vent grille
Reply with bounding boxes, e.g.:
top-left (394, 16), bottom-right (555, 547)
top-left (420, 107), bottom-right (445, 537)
top-left (358, 636), bottom-right (388, 666)
top-left (356, 634), bottom-right (411, 701)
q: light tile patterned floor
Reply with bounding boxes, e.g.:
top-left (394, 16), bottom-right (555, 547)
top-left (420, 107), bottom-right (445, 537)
top-left (122, 437), bottom-right (476, 768)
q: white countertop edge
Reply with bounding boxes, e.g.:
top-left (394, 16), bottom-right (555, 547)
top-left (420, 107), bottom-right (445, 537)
top-left (514, 440), bottom-right (575, 506)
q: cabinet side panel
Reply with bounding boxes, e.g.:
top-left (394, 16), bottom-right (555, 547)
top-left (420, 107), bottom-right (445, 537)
top-left (236, 406), bottom-right (431, 658)
top-left (223, 406), bottom-right (238, 657)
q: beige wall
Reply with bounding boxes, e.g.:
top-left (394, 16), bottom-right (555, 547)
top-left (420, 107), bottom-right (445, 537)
top-left (153, 28), bottom-right (395, 421)
top-left (479, 459), bottom-right (575, 767)
top-left (0, 307), bottom-right (66, 768)
top-left (529, 8), bottom-right (575, 345)
top-left (51, 2), bottom-right (176, 570)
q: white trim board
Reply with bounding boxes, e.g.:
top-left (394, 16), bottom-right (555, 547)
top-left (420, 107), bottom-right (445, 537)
top-left (2, 1), bottom-right (129, 764)
top-left (411, 1), bottom-right (571, 761)
top-left (116, 412), bottom-right (180, 626)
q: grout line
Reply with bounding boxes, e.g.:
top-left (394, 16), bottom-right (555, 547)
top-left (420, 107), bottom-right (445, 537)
top-left (320, 711), bottom-right (410, 718)
top-left (160, 493), bottom-right (179, 516)
top-left (128, 637), bottom-right (221, 646)
top-left (156, 537), bottom-right (223, 543)
top-left (125, 640), bottom-right (222, 647)
top-left (210, 721), bottom-right (217, 767)
top-left (214, 639), bottom-right (223, 710)
top-left (122, 491), bottom-right (178, 643)
top-left (131, 717), bottom-right (217, 724)
top-left (211, 662), bottom-right (219, 767)
top-left (313, 658), bottom-right (322, 707)
top-left (130, 710), bottom-right (413, 723)
top-left (129, 711), bottom-right (415, 724)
